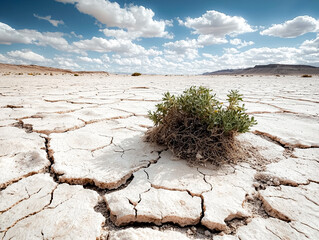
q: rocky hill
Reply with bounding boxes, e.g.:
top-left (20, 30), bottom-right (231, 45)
top-left (203, 64), bottom-right (319, 75)
top-left (0, 63), bottom-right (108, 75)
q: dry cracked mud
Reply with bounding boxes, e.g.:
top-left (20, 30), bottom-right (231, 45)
top-left (0, 74), bottom-right (318, 239)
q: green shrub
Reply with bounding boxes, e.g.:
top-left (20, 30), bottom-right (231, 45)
top-left (131, 72), bottom-right (141, 76)
top-left (74, 73), bottom-right (79, 76)
top-left (146, 86), bottom-right (257, 165)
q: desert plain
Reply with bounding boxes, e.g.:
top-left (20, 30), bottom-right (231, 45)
top-left (0, 70), bottom-right (318, 240)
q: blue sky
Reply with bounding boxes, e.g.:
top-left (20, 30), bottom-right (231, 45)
top-left (0, 0), bottom-right (319, 74)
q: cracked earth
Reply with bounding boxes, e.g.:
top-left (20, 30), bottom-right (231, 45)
top-left (0, 73), bottom-right (318, 239)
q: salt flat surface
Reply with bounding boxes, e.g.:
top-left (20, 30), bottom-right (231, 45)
top-left (0, 74), bottom-right (318, 239)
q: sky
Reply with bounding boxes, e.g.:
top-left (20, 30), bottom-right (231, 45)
top-left (0, 0), bottom-right (319, 74)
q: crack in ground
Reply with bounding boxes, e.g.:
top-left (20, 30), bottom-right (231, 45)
top-left (289, 224), bottom-right (310, 239)
top-left (257, 193), bottom-right (292, 222)
top-left (274, 95), bottom-right (319, 104)
top-left (12, 120), bottom-right (33, 133)
top-left (300, 222), bottom-right (319, 232)
top-left (254, 130), bottom-right (319, 149)
top-left (265, 225), bottom-right (284, 240)
top-left (1, 185), bottom-right (58, 240)
top-left (149, 184), bottom-right (195, 197)
top-left (0, 187), bottom-right (43, 214)
top-left (196, 168), bottom-right (213, 192)
top-left (41, 136), bottom-right (60, 183)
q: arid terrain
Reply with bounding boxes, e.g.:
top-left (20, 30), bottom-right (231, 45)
top-left (204, 64), bottom-right (319, 76)
top-left (0, 66), bottom-right (318, 239)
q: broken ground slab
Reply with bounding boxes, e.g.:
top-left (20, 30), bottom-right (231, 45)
top-left (105, 150), bottom-right (257, 231)
top-left (0, 107), bottom-right (38, 120)
top-left (255, 147), bottom-right (319, 186)
top-left (145, 150), bottom-right (212, 196)
top-left (243, 101), bottom-right (282, 114)
top-left (252, 113), bottom-right (319, 148)
top-left (108, 227), bottom-right (196, 240)
top-left (258, 183), bottom-right (319, 239)
top-left (201, 164), bottom-right (256, 231)
top-left (0, 173), bottom-right (104, 240)
top-left (261, 97), bottom-right (319, 116)
top-left (21, 113), bottom-right (86, 134)
top-left (231, 217), bottom-right (308, 240)
top-left (0, 126), bottom-right (50, 188)
top-left (105, 170), bottom-right (202, 227)
top-left (255, 156), bottom-right (319, 186)
top-left (73, 105), bottom-right (132, 123)
top-left (109, 100), bottom-right (157, 116)
top-left (50, 117), bottom-right (163, 189)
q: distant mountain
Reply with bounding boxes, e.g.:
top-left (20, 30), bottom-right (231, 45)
top-left (203, 64), bottom-right (319, 75)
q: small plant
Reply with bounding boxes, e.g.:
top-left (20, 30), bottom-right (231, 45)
top-left (146, 86), bottom-right (257, 165)
top-left (132, 72), bottom-right (141, 76)
top-left (50, 73), bottom-right (53, 76)
top-left (74, 73), bottom-right (79, 76)
top-left (301, 74), bottom-right (312, 78)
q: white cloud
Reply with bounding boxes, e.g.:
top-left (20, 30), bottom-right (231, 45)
top-left (101, 28), bottom-right (136, 40)
top-left (101, 54), bottom-right (110, 63)
top-left (301, 34), bottom-right (319, 49)
top-left (70, 31), bottom-right (83, 38)
top-left (230, 38), bottom-right (254, 48)
top-left (77, 56), bottom-right (103, 64)
top-left (56, 0), bottom-right (172, 39)
top-left (33, 14), bottom-right (64, 27)
top-left (223, 48), bottom-right (240, 54)
top-left (179, 10), bottom-right (255, 37)
top-left (163, 39), bottom-right (200, 59)
top-left (0, 53), bottom-right (10, 63)
top-left (73, 37), bottom-right (162, 56)
top-left (53, 57), bottom-right (80, 69)
top-left (113, 57), bottom-right (143, 66)
top-left (0, 22), bottom-right (30, 45)
top-left (1, 49), bottom-right (53, 65)
top-left (0, 22), bottom-right (79, 53)
top-left (7, 49), bottom-right (47, 62)
top-left (260, 16), bottom-right (319, 38)
top-left (163, 35), bottom-right (227, 60)
top-left (197, 35), bottom-right (228, 46)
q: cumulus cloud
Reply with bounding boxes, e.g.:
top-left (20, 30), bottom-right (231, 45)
top-left (179, 10), bottom-right (255, 37)
top-left (0, 49), bottom-right (53, 65)
top-left (73, 37), bottom-right (162, 56)
top-left (33, 14), bottom-right (64, 27)
top-left (0, 22), bottom-right (79, 53)
top-left (163, 39), bottom-right (200, 59)
top-left (53, 56), bottom-right (80, 69)
top-left (7, 49), bottom-right (47, 62)
top-left (56, 0), bottom-right (172, 39)
top-left (163, 35), bottom-right (227, 60)
top-left (230, 38), bottom-right (254, 48)
top-left (301, 34), bottom-right (319, 49)
top-left (113, 56), bottom-right (143, 66)
top-left (0, 22), bottom-right (30, 45)
top-left (100, 29), bottom-right (137, 40)
top-left (197, 35), bottom-right (228, 46)
top-left (77, 56), bottom-right (103, 64)
top-left (260, 16), bottom-right (319, 38)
